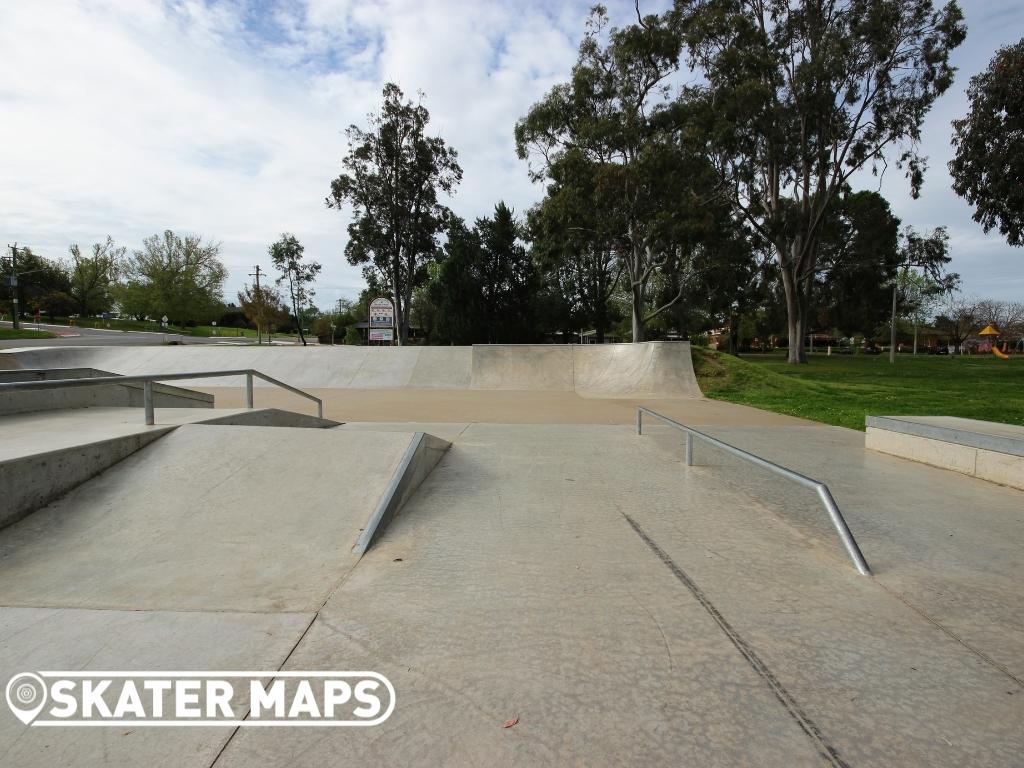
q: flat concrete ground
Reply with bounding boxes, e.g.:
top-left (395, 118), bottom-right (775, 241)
top-left (218, 423), bottom-right (1023, 766)
top-left (200, 386), bottom-right (808, 426)
top-left (2, 412), bottom-right (1021, 766)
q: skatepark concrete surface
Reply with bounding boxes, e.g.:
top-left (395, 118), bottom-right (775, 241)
top-left (0, 343), bottom-right (1022, 766)
top-left (204, 385), bottom-right (809, 425)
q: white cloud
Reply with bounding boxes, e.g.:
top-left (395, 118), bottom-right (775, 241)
top-left (1, 0), bottom-right (1021, 312)
top-left (0, 0), bottom-right (586, 307)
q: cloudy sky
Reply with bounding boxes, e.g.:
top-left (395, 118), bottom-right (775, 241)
top-left (1, 0), bottom-right (1021, 310)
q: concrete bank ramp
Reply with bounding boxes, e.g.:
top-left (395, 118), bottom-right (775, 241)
top-left (0, 341), bottom-right (700, 397)
top-left (0, 408), bottom-right (341, 530)
top-left (0, 425), bottom-right (449, 612)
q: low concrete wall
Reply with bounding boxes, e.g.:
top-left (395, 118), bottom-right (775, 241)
top-left (0, 368), bottom-right (213, 416)
top-left (866, 417), bottom-right (1024, 491)
top-left (0, 429), bottom-right (173, 529)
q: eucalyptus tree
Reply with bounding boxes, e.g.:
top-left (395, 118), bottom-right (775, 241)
top-left (527, 151), bottom-right (622, 343)
top-left (516, 5), bottom-right (724, 342)
top-left (950, 38), bottom-right (1024, 247)
top-left (675, 0), bottom-right (966, 361)
top-left (269, 234), bottom-right (321, 346)
top-left (67, 236), bottom-right (123, 316)
top-left (328, 83), bottom-right (462, 345)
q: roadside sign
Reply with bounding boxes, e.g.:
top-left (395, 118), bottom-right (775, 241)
top-left (368, 297), bottom-right (394, 329)
top-left (369, 329), bottom-right (394, 342)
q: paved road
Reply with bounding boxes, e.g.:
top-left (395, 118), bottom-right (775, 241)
top-left (0, 320), bottom-right (251, 348)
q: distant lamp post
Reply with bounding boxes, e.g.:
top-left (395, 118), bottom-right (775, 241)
top-left (330, 323), bottom-right (336, 346)
top-left (212, 320), bottom-right (217, 337)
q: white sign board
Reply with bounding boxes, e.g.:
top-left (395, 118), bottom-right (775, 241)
top-left (368, 297), bottom-right (394, 329)
top-left (369, 329), bottom-right (394, 342)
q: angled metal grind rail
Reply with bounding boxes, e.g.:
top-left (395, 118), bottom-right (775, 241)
top-left (636, 406), bottom-right (870, 576)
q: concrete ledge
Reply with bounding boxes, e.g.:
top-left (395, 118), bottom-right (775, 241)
top-left (352, 432), bottom-right (451, 555)
top-left (866, 415), bottom-right (1024, 491)
top-left (866, 415), bottom-right (1024, 457)
top-left (0, 429), bottom-right (173, 529)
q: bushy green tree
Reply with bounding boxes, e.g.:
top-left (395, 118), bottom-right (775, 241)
top-left (429, 204), bottom-right (538, 344)
top-left (1, 246), bottom-right (70, 320)
top-left (118, 231), bottom-right (227, 324)
top-left (814, 191), bottom-right (902, 336)
top-left (950, 38), bottom-right (1024, 246)
top-left (527, 151), bottom-right (622, 343)
top-left (66, 236), bottom-right (123, 316)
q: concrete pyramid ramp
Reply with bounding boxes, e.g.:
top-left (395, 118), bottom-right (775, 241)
top-left (0, 425), bottom-right (448, 613)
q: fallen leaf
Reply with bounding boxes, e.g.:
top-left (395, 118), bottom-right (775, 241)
top-left (503, 716), bottom-right (519, 728)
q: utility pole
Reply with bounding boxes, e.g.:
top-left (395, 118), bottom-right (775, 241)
top-left (248, 265), bottom-right (264, 344)
top-left (6, 243), bottom-right (21, 330)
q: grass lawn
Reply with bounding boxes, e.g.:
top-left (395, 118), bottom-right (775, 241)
top-left (692, 348), bottom-right (1024, 431)
top-left (65, 318), bottom-right (300, 339)
top-left (0, 327), bottom-right (56, 340)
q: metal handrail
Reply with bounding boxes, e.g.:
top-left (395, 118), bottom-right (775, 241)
top-left (636, 407), bottom-right (870, 576)
top-left (0, 369), bottom-right (323, 424)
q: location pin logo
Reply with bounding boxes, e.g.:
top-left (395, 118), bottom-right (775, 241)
top-left (6, 673), bottom-right (47, 725)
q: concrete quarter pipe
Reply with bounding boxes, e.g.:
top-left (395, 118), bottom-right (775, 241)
top-left (0, 341), bottom-right (702, 398)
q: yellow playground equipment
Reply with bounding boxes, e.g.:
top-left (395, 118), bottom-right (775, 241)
top-left (979, 325), bottom-right (1009, 359)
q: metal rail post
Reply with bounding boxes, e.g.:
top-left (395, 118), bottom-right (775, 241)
top-left (815, 485), bottom-right (871, 576)
top-left (245, 372), bottom-right (254, 409)
top-left (685, 433), bottom-right (694, 466)
top-left (143, 381), bottom-right (154, 425)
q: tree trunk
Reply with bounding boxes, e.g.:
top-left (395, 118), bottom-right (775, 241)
top-left (913, 321), bottom-right (918, 355)
top-left (630, 273), bottom-right (645, 343)
top-left (593, 297), bottom-right (604, 343)
top-left (392, 250), bottom-right (404, 347)
top-left (631, 295), bottom-right (644, 342)
top-left (291, 287), bottom-right (306, 347)
top-left (402, 279), bottom-right (413, 346)
top-left (779, 257), bottom-right (806, 364)
top-left (394, 290), bottom-right (404, 346)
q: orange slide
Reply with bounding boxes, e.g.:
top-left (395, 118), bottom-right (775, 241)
top-left (993, 346), bottom-right (1009, 359)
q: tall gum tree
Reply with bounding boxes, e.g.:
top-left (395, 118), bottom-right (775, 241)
top-left (949, 38), bottom-right (1024, 247)
top-left (269, 234), bottom-right (321, 347)
top-left (676, 0), bottom-right (966, 362)
top-left (328, 83), bottom-right (461, 345)
top-left (516, 5), bottom-right (725, 342)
